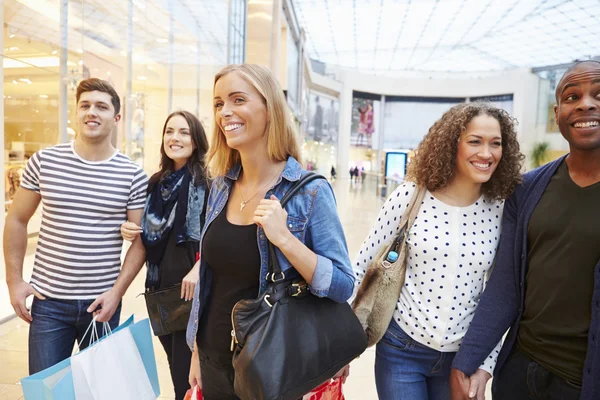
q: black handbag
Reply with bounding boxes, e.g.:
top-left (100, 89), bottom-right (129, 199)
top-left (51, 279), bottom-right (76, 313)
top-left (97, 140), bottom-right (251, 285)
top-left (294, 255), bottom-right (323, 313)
top-left (231, 173), bottom-right (368, 400)
top-left (144, 283), bottom-right (192, 336)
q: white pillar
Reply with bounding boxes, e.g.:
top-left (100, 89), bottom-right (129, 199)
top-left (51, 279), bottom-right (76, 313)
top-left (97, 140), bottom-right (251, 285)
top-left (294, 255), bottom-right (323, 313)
top-left (58, 0), bottom-right (69, 143)
top-left (125, 0), bottom-right (134, 156)
top-left (337, 72), bottom-right (352, 178)
top-left (1, 5), bottom-right (6, 234)
top-left (168, 5), bottom-right (174, 114)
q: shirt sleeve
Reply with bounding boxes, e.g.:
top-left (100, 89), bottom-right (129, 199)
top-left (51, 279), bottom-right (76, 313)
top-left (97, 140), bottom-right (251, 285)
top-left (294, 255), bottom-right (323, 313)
top-left (306, 179), bottom-right (355, 303)
top-left (20, 151), bottom-right (43, 193)
top-left (350, 181), bottom-right (416, 303)
top-left (128, 167), bottom-right (149, 210)
top-left (477, 339), bottom-right (502, 375)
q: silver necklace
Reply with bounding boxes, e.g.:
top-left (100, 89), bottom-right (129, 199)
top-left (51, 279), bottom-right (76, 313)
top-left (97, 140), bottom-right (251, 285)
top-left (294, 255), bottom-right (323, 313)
top-left (238, 170), bottom-right (280, 211)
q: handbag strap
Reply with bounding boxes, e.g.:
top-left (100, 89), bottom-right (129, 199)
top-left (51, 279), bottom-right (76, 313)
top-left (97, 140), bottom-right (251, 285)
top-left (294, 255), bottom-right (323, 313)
top-left (266, 172), bottom-right (326, 281)
top-left (387, 184), bottom-right (427, 253)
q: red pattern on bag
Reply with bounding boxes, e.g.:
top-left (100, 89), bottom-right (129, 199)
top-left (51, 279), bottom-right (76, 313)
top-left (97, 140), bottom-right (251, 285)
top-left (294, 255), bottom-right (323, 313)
top-left (302, 378), bottom-right (345, 400)
top-left (184, 386), bottom-right (203, 400)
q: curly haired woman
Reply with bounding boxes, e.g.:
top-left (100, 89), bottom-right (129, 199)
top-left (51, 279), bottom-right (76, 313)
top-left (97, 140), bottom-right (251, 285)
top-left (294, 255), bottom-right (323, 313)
top-left (352, 102), bottom-right (524, 400)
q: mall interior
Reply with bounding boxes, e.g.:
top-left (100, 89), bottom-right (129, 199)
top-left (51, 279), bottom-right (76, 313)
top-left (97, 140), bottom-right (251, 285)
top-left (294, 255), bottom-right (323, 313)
top-left (1, 0), bottom-right (599, 398)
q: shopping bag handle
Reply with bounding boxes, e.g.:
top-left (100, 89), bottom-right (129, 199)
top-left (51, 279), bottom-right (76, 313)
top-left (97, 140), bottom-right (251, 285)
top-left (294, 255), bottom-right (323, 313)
top-left (76, 315), bottom-right (113, 353)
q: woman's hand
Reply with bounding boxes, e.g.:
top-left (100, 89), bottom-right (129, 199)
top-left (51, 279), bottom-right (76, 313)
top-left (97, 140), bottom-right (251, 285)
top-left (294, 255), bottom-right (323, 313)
top-left (253, 195), bottom-right (293, 249)
top-left (181, 261), bottom-right (200, 301)
top-left (333, 364), bottom-right (350, 384)
top-left (189, 344), bottom-right (202, 390)
top-left (467, 369), bottom-right (492, 400)
top-left (120, 221), bottom-right (142, 242)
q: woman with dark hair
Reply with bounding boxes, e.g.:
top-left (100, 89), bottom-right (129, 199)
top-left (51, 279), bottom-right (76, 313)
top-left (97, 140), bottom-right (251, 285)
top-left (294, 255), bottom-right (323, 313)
top-left (121, 110), bottom-right (209, 399)
top-left (351, 102), bottom-right (525, 400)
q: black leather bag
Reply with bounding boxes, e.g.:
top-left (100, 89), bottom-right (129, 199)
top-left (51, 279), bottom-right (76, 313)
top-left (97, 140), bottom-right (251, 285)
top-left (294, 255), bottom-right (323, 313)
top-left (231, 173), bottom-right (368, 400)
top-left (144, 284), bottom-right (192, 336)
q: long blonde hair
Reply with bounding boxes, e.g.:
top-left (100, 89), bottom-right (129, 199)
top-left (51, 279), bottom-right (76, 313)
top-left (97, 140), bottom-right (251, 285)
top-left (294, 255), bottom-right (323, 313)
top-left (207, 64), bottom-right (302, 178)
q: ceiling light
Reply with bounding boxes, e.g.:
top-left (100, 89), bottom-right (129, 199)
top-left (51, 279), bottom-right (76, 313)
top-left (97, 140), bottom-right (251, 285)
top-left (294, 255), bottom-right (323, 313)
top-left (9, 34), bottom-right (16, 38)
top-left (9, 47), bottom-right (20, 51)
top-left (19, 78), bottom-right (32, 84)
top-left (78, 60), bottom-right (84, 66)
top-left (156, 38), bottom-right (168, 43)
top-left (137, 75), bottom-right (148, 81)
top-left (12, 80), bottom-right (18, 84)
top-left (39, 94), bottom-right (49, 98)
top-left (3, 56), bottom-right (60, 68)
top-left (52, 50), bottom-right (58, 55)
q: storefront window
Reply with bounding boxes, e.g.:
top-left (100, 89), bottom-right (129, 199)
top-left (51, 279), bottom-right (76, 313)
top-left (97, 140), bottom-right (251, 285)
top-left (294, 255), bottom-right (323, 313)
top-left (3, 0), bottom-right (241, 221)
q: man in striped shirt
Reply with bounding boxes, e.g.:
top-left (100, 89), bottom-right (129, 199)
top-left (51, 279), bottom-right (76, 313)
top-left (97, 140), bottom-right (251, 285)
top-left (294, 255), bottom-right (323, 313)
top-left (4, 78), bottom-right (149, 374)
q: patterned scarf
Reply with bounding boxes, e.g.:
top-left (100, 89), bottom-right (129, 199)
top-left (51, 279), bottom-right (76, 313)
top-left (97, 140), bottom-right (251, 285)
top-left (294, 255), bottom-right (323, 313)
top-left (141, 167), bottom-right (191, 289)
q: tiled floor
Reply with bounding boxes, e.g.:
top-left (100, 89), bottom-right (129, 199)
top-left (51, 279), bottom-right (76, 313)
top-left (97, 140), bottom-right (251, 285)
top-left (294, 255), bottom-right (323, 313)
top-left (0, 177), bottom-right (492, 399)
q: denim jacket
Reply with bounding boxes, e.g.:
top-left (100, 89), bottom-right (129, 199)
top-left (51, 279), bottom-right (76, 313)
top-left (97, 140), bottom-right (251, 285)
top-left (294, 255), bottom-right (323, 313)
top-left (186, 156), bottom-right (354, 349)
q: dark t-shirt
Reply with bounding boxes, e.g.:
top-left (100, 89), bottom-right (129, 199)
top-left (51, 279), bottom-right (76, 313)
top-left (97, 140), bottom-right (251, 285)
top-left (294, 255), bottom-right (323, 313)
top-left (196, 205), bottom-right (261, 359)
top-left (518, 160), bottom-right (600, 386)
top-left (158, 229), bottom-right (198, 289)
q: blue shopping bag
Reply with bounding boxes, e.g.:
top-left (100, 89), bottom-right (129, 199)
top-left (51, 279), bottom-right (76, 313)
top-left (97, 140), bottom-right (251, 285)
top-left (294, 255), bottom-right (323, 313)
top-left (21, 315), bottom-right (137, 400)
top-left (129, 318), bottom-right (161, 397)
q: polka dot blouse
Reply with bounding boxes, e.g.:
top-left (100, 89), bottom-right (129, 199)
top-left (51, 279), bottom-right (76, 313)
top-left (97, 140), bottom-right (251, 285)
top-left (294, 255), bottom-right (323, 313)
top-left (353, 182), bottom-right (503, 374)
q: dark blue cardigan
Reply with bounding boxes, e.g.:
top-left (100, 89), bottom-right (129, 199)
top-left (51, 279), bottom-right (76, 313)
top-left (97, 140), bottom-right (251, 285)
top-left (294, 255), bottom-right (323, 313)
top-left (452, 155), bottom-right (600, 399)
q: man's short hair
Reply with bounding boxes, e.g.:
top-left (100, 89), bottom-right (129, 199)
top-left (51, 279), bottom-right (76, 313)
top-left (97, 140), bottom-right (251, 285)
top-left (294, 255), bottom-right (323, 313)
top-left (76, 78), bottom-right (121, 115)
top-left (555, 60), bottom-right (600, 102)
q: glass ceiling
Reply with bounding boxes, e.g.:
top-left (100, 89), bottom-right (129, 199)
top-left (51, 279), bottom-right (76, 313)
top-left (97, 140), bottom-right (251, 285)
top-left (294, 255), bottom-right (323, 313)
top-left (292, 0), bottom-right (600, 74)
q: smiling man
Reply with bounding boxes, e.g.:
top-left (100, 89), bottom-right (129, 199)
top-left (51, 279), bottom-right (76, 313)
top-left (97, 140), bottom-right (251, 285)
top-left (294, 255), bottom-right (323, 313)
top-left (4, 78), bottom-right (148, 374)
top-left (450, 60), bottom-right (600, 400)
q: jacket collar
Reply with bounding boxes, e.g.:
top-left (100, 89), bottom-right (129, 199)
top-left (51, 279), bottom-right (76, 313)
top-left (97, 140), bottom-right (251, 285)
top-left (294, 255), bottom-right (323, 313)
top-left (224, 156), bottom-right (303, 183)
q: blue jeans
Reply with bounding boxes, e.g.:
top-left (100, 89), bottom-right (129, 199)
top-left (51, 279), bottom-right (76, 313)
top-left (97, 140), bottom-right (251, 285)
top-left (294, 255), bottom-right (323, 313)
top-left (375, 322), bottom-right (455, 400)
top-left (29, 297), bottom-right (121, 374)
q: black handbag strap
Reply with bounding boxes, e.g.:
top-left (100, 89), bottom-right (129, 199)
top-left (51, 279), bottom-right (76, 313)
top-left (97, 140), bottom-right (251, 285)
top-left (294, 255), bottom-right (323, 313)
top-left (267, 172), bottom-right (326, 281)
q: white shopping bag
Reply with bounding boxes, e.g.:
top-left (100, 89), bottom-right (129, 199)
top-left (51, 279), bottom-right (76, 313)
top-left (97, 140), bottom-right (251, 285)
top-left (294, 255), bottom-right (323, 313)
top-left (71, 325), bottom-right (156, 400)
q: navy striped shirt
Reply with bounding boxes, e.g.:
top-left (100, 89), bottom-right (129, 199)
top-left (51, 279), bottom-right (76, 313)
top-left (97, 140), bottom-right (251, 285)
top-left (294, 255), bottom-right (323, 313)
top-left (20, 142), bottom-right (148, 299)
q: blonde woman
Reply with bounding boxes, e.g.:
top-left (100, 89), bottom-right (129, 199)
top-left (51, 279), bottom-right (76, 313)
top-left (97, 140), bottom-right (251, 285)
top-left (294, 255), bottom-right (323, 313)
top-left (185, 64), bottom-right (354, 398)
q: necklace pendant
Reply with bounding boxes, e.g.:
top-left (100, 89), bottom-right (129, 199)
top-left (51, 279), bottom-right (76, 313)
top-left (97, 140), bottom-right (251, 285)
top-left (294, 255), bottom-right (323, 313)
top-left (240, 201), bottom-right (247, 211)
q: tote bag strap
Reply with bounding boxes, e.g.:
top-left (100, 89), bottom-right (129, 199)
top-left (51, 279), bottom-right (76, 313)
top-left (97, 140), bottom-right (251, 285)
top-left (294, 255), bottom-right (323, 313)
top-left (386, 184), bottom-right (427, 254)
top-left (267, 172), bottom-right (327, 281)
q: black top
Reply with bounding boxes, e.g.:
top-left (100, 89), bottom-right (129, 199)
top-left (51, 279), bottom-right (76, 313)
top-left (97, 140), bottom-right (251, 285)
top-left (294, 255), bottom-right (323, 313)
top-left (518, 160), bottom-right (600, 386)
top-left (196, 204), bottom-right (261, 358)
top-left (158, 229), bottom-right (198, 290)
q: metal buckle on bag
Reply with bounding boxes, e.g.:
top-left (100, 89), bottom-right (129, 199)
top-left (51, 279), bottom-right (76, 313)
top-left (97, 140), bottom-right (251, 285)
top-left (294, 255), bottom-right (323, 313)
top-left (264, 295), bottom-right (274, 308)
top-left (291, 282), bottom-right (308, 297)
top-left (266, 272), bottom-right (286, 282)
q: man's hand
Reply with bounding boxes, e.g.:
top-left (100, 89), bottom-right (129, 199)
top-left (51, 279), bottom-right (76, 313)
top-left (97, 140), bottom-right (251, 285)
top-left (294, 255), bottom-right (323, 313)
top-left (8, 280), bottom-right (46, 323)
top-left (467, 369), bottom-right (492, 400)
top-left (87, 289), bottom-right (121, 322)
top-left (450, 368), bottom-right (471, 400)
